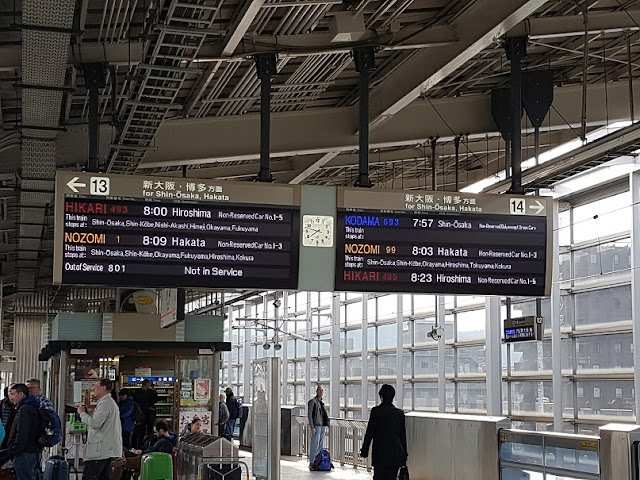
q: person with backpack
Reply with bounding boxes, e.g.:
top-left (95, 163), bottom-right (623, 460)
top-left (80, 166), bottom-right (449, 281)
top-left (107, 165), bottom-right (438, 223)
top-left (360, 384), bottom-right (408, 480)
top-left (307, 386), bottom-right (330, 471)
top-left (1, 386), bottom-right (16, 449)
top-left (26, 378), bottom-right (62, 449)
top-left (117, 389), bottom-right (136, 449)
top-left (7, 383), bottom-right (41, 480)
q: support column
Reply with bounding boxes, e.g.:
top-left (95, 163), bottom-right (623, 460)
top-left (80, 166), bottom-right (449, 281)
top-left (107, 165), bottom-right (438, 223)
top-left (361, 294), bottom-right (369, 418)
top-left (330, 293), bottom-right (341, 417)
top-left (227, 304), bottom-right (234, 394)
top-left (212, 350), bottom-right (220, 426)
top-left (631, 172), bottom-right (640, 422)
top-left (254, 54), bottom-right (277, 182)
top-left (58, 350), bottom-right (68, 423)
top-left (243, 302), bottom-right (252, 401)
top-left (82, 63), bottom-right (106, 172)
top-left (353, 47), bottom-right (375, 188)
top-left (282, 292), bottom-right (289, 404)
top-left (504, 37), bottom-right (526, 194)
top-left (437, 296), bottom-right (446, 412)
top-left (305, 292), bottom-right (312, 401)
top-left (485, 297), bottom-right (502, 416)
top-left (550, 201), bottom-right (563, 430)
top-left (396, 295), bottom-right (404, 408)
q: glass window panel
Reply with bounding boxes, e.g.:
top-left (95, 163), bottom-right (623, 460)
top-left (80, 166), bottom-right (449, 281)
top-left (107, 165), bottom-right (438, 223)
top-left (286, 384), bottom-right (294, 405)
top-left (414, 318), bottom-right (437, 345)
top-left (573, 192), bottom-right (631, 243)
top-left (295, 362), bottom-right (305, 381)
top-left (346, 329), bottom-right (363, 351)
top-left (456, 309), bottom-right (486, 341)
top-left (378, 354), bottom-right (396, 378)
top-left (377, 295), bottom-right (397, 320)
top-left (346, 301), bottom-right (362, 326)
top-left (574, 285), bottom-right (631, 326)
top-left (295, 339), bottom-right (306, 357)
top-left (346, 357), bottom-right (363, 378)
top-left (311, 360), bottom-right (318, 380)
top-left (378, 323), bottom-right (397, 349)
top-left (446, 383), bottom-right (455, 412)
top-left (319, 335), bottom-right (331, 355)
top-left (413, 295), bottom-right (435, 316)
top-left (296, 385), bottom-right (305, 405)
top-left (287, 363), bottom-right (295, 381)
top-left (558, 209), bottom-right (571, 247)
top-left (573, 240), bottom-right (631, 280)
top-left (445, 348), bottom-right (455, 376)
top-left (403, 353), bottom-right (411, 376)
top-left (402, 321), bottom-right (411, 346)
top-left (511, 299), bottom-right (551, 330)
top-left (340, 357), bottom-right (345, 378)
top-left (510, 381), bottom-right (553, 415)
top-left (402, 295), bottom-right (413, 316)
top-left (457, 346), bottom-right (486, 374)
top-left (511, 340), bottom-right (552, 372)
top-left (403, 384), bottom-right (412, 409)
top-left (576, 380), bottom-right (635, 419)
top-left (414, 350), bottom-right (438, 377)
top-left (319, 359), bottom-right (330, 379)
top-left (367, 327), bottom-right (375, 350)
top-left (457, 382), bottom-right (487, 412)
top-left (445, 314), bottom-right (455, 341)
top-left (576, 333), bottom-right (633, 370)
top-left (287, 338), bottom-right (295, 356)
top-left (345, 384), bottom-right (362, 407)
top-left (414, 382), bottom-right (439, 410)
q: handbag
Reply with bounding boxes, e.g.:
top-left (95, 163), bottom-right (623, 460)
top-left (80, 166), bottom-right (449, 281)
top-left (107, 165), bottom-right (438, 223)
top-left (397, 465), bottom-right (410, 480)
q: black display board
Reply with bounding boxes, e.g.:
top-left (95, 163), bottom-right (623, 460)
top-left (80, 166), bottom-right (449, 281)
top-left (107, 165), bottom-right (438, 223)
top-left (55, 173), bottom-right (300, 289)
top-left (335, 188), bottom-right (552, 296)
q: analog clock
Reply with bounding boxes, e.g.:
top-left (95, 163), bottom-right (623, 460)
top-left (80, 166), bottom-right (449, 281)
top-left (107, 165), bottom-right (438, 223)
top-left (302, 215), bottom-right (334, 248)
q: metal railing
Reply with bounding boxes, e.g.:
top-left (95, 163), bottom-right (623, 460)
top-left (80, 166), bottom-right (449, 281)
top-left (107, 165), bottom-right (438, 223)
top-left (293, 415), bottom-right (372, 471)
top-left (499, 429), bottom-right (600, 480)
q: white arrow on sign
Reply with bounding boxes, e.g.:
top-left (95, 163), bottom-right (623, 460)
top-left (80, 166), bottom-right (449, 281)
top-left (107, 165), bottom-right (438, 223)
top-left (67, 176), bottom-right (87, 193)
top-left (528, 200), bottom-right (545, 214)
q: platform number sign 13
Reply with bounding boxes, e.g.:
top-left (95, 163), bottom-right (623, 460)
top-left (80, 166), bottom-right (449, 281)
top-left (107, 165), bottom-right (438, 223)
top-left (509, 198), bottom-right (526, 215)
top-left (90, 177), bottom-right (110, 196)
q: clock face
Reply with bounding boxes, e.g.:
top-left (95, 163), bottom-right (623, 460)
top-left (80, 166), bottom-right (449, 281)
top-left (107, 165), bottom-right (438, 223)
top-left (302, 215), bottom-right (334, 248)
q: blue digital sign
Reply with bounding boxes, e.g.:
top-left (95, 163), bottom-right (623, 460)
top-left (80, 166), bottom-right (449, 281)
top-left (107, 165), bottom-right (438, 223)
top-left (127, 376), bottom-right (174, 383)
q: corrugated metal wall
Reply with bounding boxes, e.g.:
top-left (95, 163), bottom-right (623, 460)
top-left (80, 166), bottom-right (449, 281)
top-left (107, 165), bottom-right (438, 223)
top-left (14, 314), bottom-right (46, 383)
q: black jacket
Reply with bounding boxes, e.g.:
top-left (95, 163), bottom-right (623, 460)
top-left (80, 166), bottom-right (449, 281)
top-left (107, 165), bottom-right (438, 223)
top-left (143, 435), bottom-right (174, 454)
top-left (133, 388), bottom-right (158, 415)
top-left (360, 402), bottom-right (407, 467)
top-left (7, 395), bottom-right (42, 457)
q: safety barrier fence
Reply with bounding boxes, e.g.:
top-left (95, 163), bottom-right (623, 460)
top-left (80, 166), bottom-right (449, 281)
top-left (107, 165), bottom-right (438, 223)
top-left (292, 415), bottom-right (372, 470)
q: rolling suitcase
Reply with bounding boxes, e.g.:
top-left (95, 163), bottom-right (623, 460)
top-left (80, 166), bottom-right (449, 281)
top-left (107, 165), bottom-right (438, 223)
top-left (43, 456), bottom-right (69, 480)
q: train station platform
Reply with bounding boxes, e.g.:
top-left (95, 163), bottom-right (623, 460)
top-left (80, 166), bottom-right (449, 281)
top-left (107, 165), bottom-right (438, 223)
top-left (235, 451), bottom-right (373, 480)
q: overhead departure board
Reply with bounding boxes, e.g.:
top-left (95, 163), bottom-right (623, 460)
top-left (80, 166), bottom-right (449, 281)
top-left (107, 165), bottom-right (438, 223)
top-left (54, 172), bottom-right (300, 289)
top-left (335, 188), bottom-right (552, 296)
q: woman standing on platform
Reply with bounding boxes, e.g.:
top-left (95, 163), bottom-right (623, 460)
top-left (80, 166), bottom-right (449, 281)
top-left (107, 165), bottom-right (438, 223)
top-left (360, 384), bottom-right (408, 480)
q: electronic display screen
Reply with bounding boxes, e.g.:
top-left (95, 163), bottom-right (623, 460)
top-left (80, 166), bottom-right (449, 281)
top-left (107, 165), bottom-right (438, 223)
top-left (54, 173), bottom-right (300, 290)
top-left (335, 188), bottom-right (552, 296)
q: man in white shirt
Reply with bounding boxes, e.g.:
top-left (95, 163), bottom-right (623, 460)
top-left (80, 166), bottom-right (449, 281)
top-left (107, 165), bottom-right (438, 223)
top-left (78, 378), bottom-right (122, 480)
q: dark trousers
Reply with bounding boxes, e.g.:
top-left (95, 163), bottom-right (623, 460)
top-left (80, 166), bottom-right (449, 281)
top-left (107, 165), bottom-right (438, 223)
top-left (122, 430), bottom-right (133, 450)
top-left (373, 466), bottom-right (400, 480)
top-left (83, 459), bottom-right (112, 480)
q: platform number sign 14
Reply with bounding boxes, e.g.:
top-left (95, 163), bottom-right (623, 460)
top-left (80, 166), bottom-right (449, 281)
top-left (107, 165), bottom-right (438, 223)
top-left (510, 198), bottom-right (526, 215)
top-left (90, 177), bottom-right (110, 196)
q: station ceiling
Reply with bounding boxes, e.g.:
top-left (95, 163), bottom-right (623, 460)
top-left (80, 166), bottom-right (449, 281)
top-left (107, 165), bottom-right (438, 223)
top-left (0, 0), bottom-right (639, 297)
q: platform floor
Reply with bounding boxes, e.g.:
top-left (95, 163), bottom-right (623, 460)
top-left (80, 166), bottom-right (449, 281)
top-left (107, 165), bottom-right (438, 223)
top-left (236, 450), bottom-right (374, 480)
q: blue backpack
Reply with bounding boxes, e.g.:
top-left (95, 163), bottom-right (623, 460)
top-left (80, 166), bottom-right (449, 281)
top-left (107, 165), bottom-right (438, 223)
top-left (39, 407), bottom-right (62, 447)
top-left (314, 449), bottom-right (332, 471)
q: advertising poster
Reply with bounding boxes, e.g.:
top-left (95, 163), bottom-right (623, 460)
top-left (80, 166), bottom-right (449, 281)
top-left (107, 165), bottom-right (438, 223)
top-left (194, 378), bottom-right (211, 402)
top-left (179, 408), bottom-right (211, 435)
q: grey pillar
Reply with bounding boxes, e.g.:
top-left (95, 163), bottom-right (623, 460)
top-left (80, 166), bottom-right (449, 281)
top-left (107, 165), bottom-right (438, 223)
top-left (58, 350), bottom-right (68, 424)
top-left (330, 293), bottom-right (341, 417)
top-left (282, 292), bottom-right (289, 404)
top-left (631, 172), bottom-right (640, 422)
top-left (551, 201), bottom-right (563, 430)
top-left (212, 350), bottom-right (220, 426)
top-left (243, 302), bottom-right (252, 402)
top-left (361, 294), bottom-right (369, 418)
top-left (437, 296), bottom-right (446, 412)
top-left (396, 295), bottom-right (404, 408)
top-left (485, 297), bottom-right (502, 416)
top-left (305, 292), bottom-right (312, 402)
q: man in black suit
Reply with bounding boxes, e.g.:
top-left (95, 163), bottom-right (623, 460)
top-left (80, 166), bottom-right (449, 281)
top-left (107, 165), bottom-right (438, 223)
top-left (360, 384), bottom-right (408, 480)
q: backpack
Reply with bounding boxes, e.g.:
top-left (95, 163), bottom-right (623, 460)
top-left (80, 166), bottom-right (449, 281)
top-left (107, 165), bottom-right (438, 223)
top-left (313, 449), bottom-right (332, 471)
top-left (133, 401), bottom-right (145, 424)
top-left (39, 407), bottom-right (62, 447)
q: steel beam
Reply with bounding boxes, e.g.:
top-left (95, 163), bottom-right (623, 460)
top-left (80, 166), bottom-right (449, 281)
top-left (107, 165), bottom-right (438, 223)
top-left (0, 43), bottom-right (144, 72)
top-left (366, 0), bottom-right (547, 131)
top-left (135, 80), bottom-right (639, 169)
